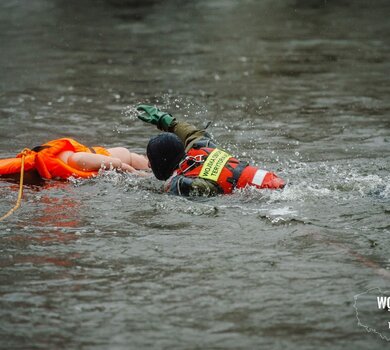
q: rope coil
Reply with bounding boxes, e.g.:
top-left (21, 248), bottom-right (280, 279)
top-left (0, 149), bottom-right (28, 221)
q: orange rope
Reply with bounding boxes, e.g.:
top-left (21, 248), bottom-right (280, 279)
top-left (0, 149), bottom-right (28, 221)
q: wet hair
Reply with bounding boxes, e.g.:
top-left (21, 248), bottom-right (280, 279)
top-left (146, 133), bottom-right (185, 180)
top-left (31, 145), bottom-right (51, 152)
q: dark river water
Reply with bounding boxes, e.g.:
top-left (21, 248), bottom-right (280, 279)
top-left (0, 0), bottom-right (389, 349)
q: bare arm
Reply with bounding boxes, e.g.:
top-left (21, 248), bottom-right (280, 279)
top-left (58, 150), bottom-right (149, 176)
top-left (107, 147), bottom-right (150, 170)
top-left (67, 152), bottom-right (125, 171)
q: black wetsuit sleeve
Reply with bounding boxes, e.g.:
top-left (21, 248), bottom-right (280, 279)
top-left (167, 175), bottom-right (222, 197)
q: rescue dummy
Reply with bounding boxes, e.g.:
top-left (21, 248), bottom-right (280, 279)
top-left (137, 105), bottom-right (285, 196)
top-left (0, 138), bottom-right (149, 181)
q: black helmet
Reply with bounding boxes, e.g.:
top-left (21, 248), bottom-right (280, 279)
top-left (147, 133), bottom-right (185, 180)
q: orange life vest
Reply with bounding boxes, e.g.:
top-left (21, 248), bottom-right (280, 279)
top-left (0, 138), bottom-right (110, 180)
top-left (175, 146), bottom-right (285, 193)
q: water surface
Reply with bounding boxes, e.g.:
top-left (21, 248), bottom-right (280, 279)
top-left (0, 0), bottom-right (389, 349)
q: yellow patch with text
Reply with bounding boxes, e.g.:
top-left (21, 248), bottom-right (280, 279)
top-left (199, 149), bottom-right (231, 182)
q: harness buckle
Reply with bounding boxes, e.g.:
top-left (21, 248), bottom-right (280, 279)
top-left (179, 155), bottom-right (205, 174)
top-left (193, 154), bottom-right (204, 163)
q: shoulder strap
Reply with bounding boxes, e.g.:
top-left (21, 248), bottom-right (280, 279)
top-left (226, 161), bottom-right (248, 187)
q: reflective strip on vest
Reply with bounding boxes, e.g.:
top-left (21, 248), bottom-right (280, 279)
top-left (251, 169), bottom-right (268, 186)
top-left (199, 148), bottom-right (232, 182)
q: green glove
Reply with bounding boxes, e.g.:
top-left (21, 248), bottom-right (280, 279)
top-left (136, 104), bottom-right (175, 131)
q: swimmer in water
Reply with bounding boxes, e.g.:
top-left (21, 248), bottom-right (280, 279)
top-left (58, 144), bottom-right (149, 174)
top-left (0, 138), bottom-right (150, 181)
top-left (137, 104), bottom-right (285, 196)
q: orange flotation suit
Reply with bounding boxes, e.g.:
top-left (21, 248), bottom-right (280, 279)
top-left (0, 138), bottom-right (110, 180)
top-left (175, 146), bottom-right (285, 193)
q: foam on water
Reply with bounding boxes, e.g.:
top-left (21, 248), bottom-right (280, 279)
top-left (60, 148), bottom-right (388, 232)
